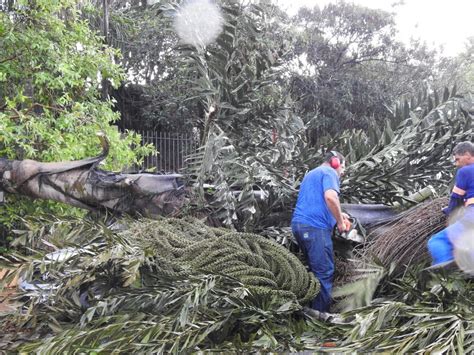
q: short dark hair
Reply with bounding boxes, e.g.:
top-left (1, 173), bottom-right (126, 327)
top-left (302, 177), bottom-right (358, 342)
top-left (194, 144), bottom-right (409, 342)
top-left (324, 150), bottom-right (345, 164)
top-left (453, 141), bottom-right (474, 156)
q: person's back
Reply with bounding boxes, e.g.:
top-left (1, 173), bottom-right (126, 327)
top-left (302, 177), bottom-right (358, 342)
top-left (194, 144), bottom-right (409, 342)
top-left (456, 163), bottom-right (474, 201)
top-left (291, 151), bottom-right (346, 313)
top-left (292, 165), bottom-right (339, 230)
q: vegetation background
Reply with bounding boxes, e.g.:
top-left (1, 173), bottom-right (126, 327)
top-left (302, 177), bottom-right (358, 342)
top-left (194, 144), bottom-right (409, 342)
top-left (0, 0), bottom-right (473, 352)
top-left (1, 0), bottom-right (473, 230)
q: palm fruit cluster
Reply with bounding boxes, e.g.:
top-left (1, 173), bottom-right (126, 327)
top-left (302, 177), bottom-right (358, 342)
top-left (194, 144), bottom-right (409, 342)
top-left (120, 217), bottom-right (320, 305)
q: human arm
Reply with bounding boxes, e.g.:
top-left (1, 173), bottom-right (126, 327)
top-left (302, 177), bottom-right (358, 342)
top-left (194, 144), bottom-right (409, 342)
top-left (324, 189), bottom-right (347, 233)
top-left (443, 168), bottom-right (468, 216)
top-left (442, 186), bottom-right (465, 216)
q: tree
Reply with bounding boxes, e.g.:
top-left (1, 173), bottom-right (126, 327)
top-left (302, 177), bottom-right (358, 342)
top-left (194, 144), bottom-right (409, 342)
top-left (434, 36), bottom-right (474, 93)
top-left (0, 0), bottom-right (152, 226)
top-left (334, 87), bottom-right (474, 204)
top-left (289, 2), bottom-right (438, 141)
top-left (169, 0), bottom-right (307, 230)
top-left (82, 0), bottom-right (201, 131)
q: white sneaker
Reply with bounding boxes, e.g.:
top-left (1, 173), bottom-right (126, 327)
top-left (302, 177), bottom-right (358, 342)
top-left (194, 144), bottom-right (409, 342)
top-left (303, 307), bottom-right (350, 324)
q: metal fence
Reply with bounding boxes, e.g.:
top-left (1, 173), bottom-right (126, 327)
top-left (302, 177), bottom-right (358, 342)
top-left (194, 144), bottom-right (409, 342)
top-left (136, 130), bottom-right (198, 173)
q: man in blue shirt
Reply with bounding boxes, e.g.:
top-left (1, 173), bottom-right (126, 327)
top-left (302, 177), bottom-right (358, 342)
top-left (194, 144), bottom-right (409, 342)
top-left (291, 151), bottom-right (349, 312)
top-left (428, 141), bottom-right (474, 267)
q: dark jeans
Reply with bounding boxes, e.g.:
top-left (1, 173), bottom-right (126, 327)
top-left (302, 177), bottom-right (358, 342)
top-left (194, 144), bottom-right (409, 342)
top-left (291, 222), bottom-right (334, 312)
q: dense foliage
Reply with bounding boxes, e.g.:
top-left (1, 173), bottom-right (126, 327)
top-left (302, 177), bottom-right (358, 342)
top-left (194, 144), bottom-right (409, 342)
top-left (2, 216), bottom-right (474, 353)
top-left (1, 1), bottom-right (474, 350)
top-left (339, 87), bottom-right (474, 203)
top-left (0, 0), bottom-right (149, 165)
top-left (0, 0), bottom-right (152, 226)
top-left (83, 0), bottom-right (474, 229)
top-left (0, 216), bottom-right (320, 352)
top-left (290, 2), bottom-right (438, 139)
top-left (2, 0), bottom-right (473, 230)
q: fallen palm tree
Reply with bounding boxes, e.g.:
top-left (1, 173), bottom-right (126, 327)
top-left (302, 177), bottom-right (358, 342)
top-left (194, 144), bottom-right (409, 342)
top-left (4, 212), bottom-right (474, 353)
top-left (0, 133), bottom-right (185, 218)
top-left (0, 216), bottom-right (319, 353)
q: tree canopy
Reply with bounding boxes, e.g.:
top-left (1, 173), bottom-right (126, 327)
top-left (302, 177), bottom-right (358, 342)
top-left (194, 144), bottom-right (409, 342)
top-left (0, 0), bottom-right (152, 225)
top-left (1, 0), bottom-right (474, 352)
top-left (1, 0), bottom-right (473, 228)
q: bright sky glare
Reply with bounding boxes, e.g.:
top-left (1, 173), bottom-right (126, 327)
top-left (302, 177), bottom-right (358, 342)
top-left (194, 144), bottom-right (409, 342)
top-left (277, 0), bottom-right (474, 57)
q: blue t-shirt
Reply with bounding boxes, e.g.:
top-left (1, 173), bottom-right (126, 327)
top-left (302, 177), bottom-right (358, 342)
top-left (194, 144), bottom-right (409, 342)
top-left (455, 163), bottom-right (474, 200)
top-left (291, 165), bottom-right (340, 230)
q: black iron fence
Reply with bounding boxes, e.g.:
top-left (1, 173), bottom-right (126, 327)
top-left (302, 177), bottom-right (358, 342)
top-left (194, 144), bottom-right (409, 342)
top-left (136, 130), bottom-right (198, 173)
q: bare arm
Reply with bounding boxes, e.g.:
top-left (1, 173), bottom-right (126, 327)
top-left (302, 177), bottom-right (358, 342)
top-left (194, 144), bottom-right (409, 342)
top-left (324, 189), bottom-right (347, 232)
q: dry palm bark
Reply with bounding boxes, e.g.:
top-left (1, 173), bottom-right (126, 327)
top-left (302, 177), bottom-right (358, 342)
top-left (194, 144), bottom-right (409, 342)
top-left (0, 134), bottom-right (185, 218)
top-left (363, 197), bottom-right (448, 273)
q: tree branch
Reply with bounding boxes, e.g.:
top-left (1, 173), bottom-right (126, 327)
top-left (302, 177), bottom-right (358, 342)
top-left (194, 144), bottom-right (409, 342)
top-left (0, 52), bottom-right (22, 64)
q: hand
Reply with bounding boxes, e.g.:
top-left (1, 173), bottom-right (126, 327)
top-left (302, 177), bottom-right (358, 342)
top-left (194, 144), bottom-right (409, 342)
top-left (341, 213), bottom-right (351, 232)
top-left (441, 207), bottom-right (450, 227)
top-left (337, 222), bottom-right (346, 233)
top-left (337, 220), bottom-right (351, 233)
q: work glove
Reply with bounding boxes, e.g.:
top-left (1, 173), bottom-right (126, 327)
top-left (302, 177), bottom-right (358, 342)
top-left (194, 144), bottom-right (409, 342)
top-left (443, 192), bottom-right (464, 217)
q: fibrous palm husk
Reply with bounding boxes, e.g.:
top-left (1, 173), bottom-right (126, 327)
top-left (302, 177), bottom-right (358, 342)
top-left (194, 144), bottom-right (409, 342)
top-left (362, 197), bottom-right (448, 275)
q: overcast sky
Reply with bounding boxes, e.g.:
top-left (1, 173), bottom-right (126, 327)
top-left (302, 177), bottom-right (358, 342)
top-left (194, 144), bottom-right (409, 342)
top-left (276, 0), bottom-right (474, 57)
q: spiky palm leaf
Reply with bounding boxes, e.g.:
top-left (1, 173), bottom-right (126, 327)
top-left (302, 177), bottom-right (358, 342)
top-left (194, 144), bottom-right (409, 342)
top-left (340, 89), bottom-right (473, 204)
top-left (329, 269), bottom-right (474, 353)
top-left (4, 216), bottom-right (474, 352)
top-left (1, 215), bottom-right (322, 352)
top-left (171, 1), bottom-right (306, 230)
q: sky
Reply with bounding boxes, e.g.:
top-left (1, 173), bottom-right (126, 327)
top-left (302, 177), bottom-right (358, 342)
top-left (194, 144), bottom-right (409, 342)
top-left (276, 0), bottom-right (474, 57)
